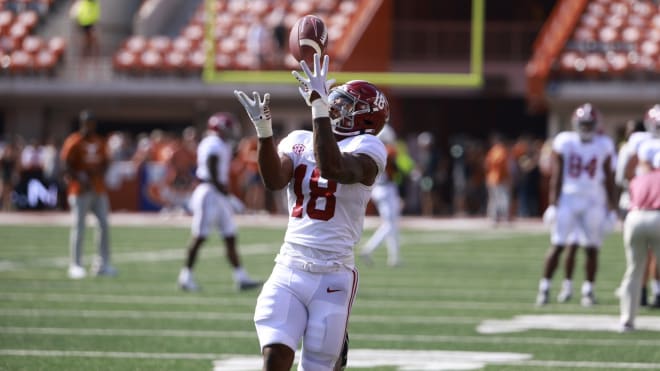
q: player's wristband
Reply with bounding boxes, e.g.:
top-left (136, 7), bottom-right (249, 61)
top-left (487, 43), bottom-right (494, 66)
top-left (253, 119), bottom-right (273, 138)
top-left (311, 99), bottom-right (329, 119)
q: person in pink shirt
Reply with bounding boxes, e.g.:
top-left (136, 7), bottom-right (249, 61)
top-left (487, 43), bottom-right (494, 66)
top-left (618, 152), bottom-right (660, 332)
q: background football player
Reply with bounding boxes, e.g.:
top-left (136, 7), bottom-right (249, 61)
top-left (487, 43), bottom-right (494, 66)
top-left (359, 124), bottom-right (402, 267)
top-left (177, 112), bottom-right (260, 292)
top-left (537, 103), bottom-right (617, 307)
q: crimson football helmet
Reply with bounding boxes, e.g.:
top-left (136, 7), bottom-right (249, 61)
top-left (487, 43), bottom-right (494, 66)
top-left (328, 80), bottom-right (390, 136)
top-left (207, 112), bottom-right (239, 139)
top-left (644, 104), bottom-right (660, 137)
top-left (571, 103), bottom-right (601, 141)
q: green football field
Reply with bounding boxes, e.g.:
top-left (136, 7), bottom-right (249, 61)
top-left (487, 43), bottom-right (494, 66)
top-left (1, 219), bottom-right (659, 371)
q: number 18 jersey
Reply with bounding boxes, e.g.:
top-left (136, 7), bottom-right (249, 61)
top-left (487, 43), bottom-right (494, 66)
top-left (553, 131), bottom-right (615, 196)
top-left (277, 130), bottom-right (387, 262)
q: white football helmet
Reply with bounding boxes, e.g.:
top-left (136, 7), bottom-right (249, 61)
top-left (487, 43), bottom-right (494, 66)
top-left (644, 104), bottom-right (660, 138)
top-left (571, 103), bottom-right (601, 142)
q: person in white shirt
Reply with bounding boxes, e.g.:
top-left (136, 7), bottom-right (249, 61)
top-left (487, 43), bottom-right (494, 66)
top-left (616, 105), bottom-right (660, 307)
top-left (235, 54), bottom-right (388, 371)
top-left (177, 112), bottom-right (260, 292)
top-left (537, 103), bottom-right (617, 307)
top-left (359, 124), bottom-right (402, 267)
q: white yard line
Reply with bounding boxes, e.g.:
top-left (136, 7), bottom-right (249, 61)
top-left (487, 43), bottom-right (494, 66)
top-left (0, 291), bottom-right (619, 312)
top-left (0, 348), bottom-right (657, 370)
top-left (0, 290), bottom-right (610, 314)
top-left (2, 326), bottom-right (660, 348)
top-left (0, 308), bottom-right (478, 325)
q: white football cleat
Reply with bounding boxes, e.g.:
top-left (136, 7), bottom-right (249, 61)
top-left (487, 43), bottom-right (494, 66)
top-left (67, 265), bottom-right (87, 280)
top-left (535, 290), bottom-right (549, 306)
top-left (178, 268), bottom-right (199, 292)
top-left (557, 288), bottom-right (572, 303)
top-left (581, 292), bottom-right (596, 307)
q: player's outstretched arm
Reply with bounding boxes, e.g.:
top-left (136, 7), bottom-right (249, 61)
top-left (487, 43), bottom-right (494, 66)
top-left (292, 54), bottom-right (377, 185)
top-left (234, 90), bottom-right (292, 190)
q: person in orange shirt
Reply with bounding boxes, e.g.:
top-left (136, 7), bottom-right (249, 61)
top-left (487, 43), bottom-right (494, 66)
top-left (60, 110), bottom-right (114, 279)
top-left (484, 133), bottom-right (512, 226)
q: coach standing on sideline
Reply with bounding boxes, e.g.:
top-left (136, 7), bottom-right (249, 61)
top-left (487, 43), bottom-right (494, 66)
top-left (60, 109), bottom-right (114, 279)
top-left (619, 152), bottom-right (660, 332)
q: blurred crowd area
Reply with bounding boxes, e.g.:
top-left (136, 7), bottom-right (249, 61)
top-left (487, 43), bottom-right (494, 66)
top-left (0, 125), bottom-right (630, 218)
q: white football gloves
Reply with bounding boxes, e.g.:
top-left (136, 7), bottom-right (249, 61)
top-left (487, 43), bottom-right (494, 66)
top-left (292, 53), bottom-right (335, 113)
top-left (233, 90), bottom-right (273, 138)
top-left (542, 205), bottom-right (557, 226)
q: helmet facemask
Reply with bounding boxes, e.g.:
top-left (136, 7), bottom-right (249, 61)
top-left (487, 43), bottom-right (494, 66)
top-left (576, 120), bottom-right (596, 142)
top-left (328, 89), bottom-right (376, 136)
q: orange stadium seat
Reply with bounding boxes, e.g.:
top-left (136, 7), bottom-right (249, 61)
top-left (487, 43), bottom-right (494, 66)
top-left (0, 10), bottom-right (12, 36)
top-left (47, 35), bottom-right (64, 59)
top-left (555, 0), bottom-right (660, 79)
top-left (34, 47), bottom-right (55, 75)
top-left (112, 0), bottom-right (365, 75)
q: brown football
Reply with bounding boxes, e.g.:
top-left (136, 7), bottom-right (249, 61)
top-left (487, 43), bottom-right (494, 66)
top-left (288, 14), bottom-right (328, 66)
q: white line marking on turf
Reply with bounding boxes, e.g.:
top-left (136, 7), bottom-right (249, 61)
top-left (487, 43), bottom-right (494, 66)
top-left (215, 349), bottom-right (532, 371)
top-left (0, 244), bottom-right (276, 271)
top-left (2, 349), bottom-right (658, 370)
top-left (478, 314), bottom-right (660, 333)
top-left (214, 350), bottom-right (660, 370)
top-left (0, 230), bottom-right (536, 272)
top-left (0, 308), bottom-right (478, 325)
top-left (3, 326), bottom-right (660, 347)
top-left (0, 292), bottom-right (621, 312)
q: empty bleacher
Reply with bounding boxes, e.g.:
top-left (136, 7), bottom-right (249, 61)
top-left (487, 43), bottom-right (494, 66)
top-left (554, 0), bottom-right (660, 79)
top-left (0, 0), bottom-right (65, 76)
top-left (112, 0), bottom-right (368, 76)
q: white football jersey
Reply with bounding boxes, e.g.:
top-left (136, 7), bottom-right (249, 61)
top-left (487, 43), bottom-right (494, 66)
top-left (553, 131), bottom-right (614, 196)
top-left (195, 134), bottom-right (231, 184)
top-left (277, 130), bottom-right (386, 261)
top-left (637, 137), bottom-right (660, 165)
top-left (626, 131), bottom-right (652, 157)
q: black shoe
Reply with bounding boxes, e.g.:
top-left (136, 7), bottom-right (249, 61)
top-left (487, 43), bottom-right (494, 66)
top-left (641, 286), bottom-right (648, 307)
top-left (237, 280), bottom-right (262, 291)
top-left (651, 294), bottom-right (660, 309)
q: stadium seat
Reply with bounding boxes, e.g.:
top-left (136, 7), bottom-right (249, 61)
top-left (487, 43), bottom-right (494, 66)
top-left (606, 51), bottom-right (628, 76)
top-left (163, 50), bottom-right (186, 73)
top-left (47, 35), bottom-right (64, 58)
top-left (171, 36), bottom-right (192, 54)
top-left (148, 36), bottom-right (170, 55)
top-left (34, 47), bottom-right (55, 74)
top-left (113, 48), bottom-right (136, 74)
top-left (8, 48), bottom-right (31, 74)
top-left (140, 49), bottom-right (162, 74)
top-left (584, 53), bottom-right (607, 77)
top-left (125, 35), bottom-right (147, 54)
top-left (0, 10), bottom-right (13, 35)
top-left (15, 9), bottom-right (36, 31)
top-left (112, 0), bottom-right (366, 75)
top-left (21, 33), bottom-right (40, 54)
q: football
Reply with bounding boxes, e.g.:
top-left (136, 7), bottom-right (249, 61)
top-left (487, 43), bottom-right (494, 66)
top-left (288, 14), bottom-right (328, 66)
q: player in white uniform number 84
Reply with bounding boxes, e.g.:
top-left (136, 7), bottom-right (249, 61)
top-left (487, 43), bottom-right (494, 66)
top-left (537, 103), bottom-right (618, 307)
top-left (235, 53), bottom-right (388, 371)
